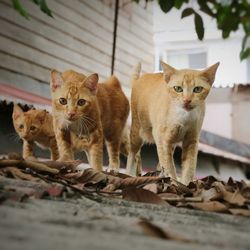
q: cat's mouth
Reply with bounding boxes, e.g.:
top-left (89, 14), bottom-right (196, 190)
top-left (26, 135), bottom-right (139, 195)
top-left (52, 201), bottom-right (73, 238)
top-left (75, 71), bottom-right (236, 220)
top-left (183, 104), bottom-right (194, 111)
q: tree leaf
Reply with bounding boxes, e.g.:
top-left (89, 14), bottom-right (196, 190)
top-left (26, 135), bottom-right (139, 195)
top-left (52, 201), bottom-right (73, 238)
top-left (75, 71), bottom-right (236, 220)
top-left (194, 12), bottom-right (204, 40)
top-left (12, 0), bottom-right (29, 19)
top-left (181, 8), bottom-right (194, 18)
top-left (197, 0), bottom-right (215, 17)
top-left (158, 0), bottom-right (174, 13)
top-left (33, 0), bottom-right (53, 17)
top-left (174, 0), bottom-right (185, 9)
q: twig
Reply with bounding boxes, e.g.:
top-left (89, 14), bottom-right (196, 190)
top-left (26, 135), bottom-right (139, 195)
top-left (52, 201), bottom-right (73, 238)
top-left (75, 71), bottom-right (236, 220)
top-left (0, 159), bottom-right (59, 174)
top-left (161, 197), bottom-right (203, 202)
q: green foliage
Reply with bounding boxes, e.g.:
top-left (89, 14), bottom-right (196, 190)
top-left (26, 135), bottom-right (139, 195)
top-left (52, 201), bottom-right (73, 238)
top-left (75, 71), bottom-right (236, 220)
top-left (135, 0), bottom-right (250, 60)
top-left (11, 0), bottom-right (53, 19)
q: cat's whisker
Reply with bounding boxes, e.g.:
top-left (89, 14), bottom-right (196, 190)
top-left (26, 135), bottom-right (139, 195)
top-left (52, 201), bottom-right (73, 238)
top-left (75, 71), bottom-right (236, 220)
top-left (83, 115), bottom-right (96, 124)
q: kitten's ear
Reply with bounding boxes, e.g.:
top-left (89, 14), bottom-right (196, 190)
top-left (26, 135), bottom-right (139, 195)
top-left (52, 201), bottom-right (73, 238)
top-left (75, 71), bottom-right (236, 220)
top-left (83, 73), bottom-right (99, 94)
top-left (13, 104), bottom-right (23, 120)
top-left (50, 69), bottom-right (63, 92)
top-left (36, 110), bottom-right (47, 124)
top-left (201, 62), bottom-right (220, 85)
top-left (160, 61), bottom-right (176, 83)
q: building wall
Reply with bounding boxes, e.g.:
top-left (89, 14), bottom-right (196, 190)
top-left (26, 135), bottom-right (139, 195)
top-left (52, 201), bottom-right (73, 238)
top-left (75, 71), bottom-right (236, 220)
top-left (204, 86), bottom-right (250, 145)
top-left (0, 0), bottom-right (154, 98)
top-left (153, 2), bottom-right (248, 87)
top-left (203, 102), bottom-right (233, 139)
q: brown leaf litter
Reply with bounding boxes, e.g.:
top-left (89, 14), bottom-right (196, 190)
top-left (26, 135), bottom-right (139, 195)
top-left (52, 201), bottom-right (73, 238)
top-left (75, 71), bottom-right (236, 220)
top-left (0, 152), bottom-right (250, 217)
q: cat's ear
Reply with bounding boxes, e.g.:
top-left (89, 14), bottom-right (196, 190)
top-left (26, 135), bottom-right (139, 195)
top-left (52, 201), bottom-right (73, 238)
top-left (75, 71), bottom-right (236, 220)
top-left (201, 62), bottom-right (220, 85)
top-left (36, 110), bottom-right (47, 124)
top-left (12, 104), bottom-right (23, 120)
top-left (50, 69), bottom-right (63, 92)
top-left (83, 73), bottom-right (99, 94)
top-left (160, 61), bottom-right (176, 83)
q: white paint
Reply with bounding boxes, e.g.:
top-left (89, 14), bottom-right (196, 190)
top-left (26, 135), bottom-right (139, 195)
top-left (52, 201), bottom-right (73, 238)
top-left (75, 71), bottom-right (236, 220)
top-left (153, 2), bottom-right (248, 87)
top-left (202, 103), bottom-right (232, 138)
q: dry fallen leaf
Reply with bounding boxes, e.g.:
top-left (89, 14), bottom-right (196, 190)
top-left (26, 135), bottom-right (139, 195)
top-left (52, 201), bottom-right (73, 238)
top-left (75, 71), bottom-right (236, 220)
top-left (181, 201), bottom-right (229, 213)
top-left (138, 220), bottom-right (193, 242)
top-left (122, 187), bottom-right (168, 206)
top-left (229, 209), bottom-right (250, 217)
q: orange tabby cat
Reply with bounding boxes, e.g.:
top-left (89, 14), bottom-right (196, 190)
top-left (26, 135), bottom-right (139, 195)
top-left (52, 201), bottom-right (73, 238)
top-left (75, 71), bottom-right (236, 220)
top-left (12, 105), bottom-right (59, 160)
top-left (50, 70), bottom-right (129, 172)
top-left (127, 61), bottom-right (219, 184)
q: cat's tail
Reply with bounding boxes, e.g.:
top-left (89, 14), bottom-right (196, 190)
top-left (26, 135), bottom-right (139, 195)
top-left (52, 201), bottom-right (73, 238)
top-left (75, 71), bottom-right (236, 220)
top-left (106, 75), bottom-right (122, 89)
top-left (131, 63), bottom-right (141, 82)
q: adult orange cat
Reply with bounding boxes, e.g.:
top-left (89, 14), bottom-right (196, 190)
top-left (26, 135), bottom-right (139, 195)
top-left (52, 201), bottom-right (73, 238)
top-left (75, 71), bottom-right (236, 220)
top-left (12, 105), bottom-right (59, 160)
top-left (127, 61), bottom-right (219, 184)
top-left (50, 70), bottom-right (129, 172)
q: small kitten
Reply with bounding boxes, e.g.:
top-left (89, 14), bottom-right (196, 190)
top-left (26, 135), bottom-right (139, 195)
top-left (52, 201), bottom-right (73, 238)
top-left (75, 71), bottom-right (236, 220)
top-left (50, 70), bottom-right (129, 172)
top-left (12, 105), bottom-right (59, 160)
top-left (127, 61), bottom-right (219, 184)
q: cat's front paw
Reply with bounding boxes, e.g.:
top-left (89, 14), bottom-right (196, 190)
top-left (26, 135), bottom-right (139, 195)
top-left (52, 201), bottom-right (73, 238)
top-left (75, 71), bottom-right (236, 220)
top-left (57, 156), bottom-right (73, 162)
top-left (106, 166), bottom-right (119, 175)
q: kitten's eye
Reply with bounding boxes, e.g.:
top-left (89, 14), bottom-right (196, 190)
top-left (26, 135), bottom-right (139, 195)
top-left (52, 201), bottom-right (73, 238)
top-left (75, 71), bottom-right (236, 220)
top-left (30, 126), bottom-right (36, 131)
top-left (173, 86), bottom-right (183, 93)
top-left (193, 86), bottom-right (203, 93)
top-left (77, 99), bottom-right (86, 106)
top-left (19, 124), bottom-right (24, 129)
top-left (59, 98), bottom-right (67, 105)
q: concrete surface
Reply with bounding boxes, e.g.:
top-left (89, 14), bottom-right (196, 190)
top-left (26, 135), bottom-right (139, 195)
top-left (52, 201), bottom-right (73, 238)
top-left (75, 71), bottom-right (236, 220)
top-left (1, 191), bottom-right (250, 250)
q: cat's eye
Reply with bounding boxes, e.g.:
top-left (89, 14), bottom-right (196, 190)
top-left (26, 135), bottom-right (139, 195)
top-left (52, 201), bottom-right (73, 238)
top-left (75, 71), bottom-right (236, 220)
top-left (19, 124), bottom-right (24, 129)
top-left (77, 99), bottom-right (86, 106)
top-left (59, 97), bottom-right (67, 105)
top-left (30, 126), bottom-right (36, 131)
top-left (173, 86), bottom-right (183, 93)
top-left (193, 86), bottom-right (203, 93)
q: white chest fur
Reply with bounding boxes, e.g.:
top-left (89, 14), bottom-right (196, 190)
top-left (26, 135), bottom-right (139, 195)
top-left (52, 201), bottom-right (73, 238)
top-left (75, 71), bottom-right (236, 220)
top-left (174, 106), bottom-right (199, 125)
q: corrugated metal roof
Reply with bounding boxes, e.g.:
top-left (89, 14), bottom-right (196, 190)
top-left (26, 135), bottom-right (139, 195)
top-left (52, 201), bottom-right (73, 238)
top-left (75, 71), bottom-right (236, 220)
top-left (213, 82), bottom-right (250, 88)
top-left (0, 83), bottom-right (51, 111)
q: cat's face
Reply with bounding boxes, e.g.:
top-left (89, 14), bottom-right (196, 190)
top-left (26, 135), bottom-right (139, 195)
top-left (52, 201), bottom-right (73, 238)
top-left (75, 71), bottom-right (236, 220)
top-left (12, 106), bottom-right (46, 141)
top-left (161, 62), bottom-right (219, 111)
top-left (50, 70), bottom-right (99, 126)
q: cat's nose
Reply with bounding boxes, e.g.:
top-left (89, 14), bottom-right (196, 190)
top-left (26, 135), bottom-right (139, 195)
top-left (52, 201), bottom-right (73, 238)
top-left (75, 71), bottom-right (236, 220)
top-left (183, 99), bottom-right (191, 104)
top-left (67, 111), bottom-right (76, 119)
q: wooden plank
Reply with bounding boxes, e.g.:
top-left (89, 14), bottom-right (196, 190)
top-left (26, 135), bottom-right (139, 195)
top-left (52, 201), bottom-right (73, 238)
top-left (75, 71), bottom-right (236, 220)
top-left (0, 68), bottom-right (50, 98)
top-left (0, 36), bottom-right (89, 74)
top-left (0, 19), bottom-right (110, 78)
top-left (55, 0), bottom-right (153, 58)
top-left (58, 0), bottom-right (153, 53)
top-left (0, 52), bottom-right (50, 83)
top-left (79, 0), bottom-right (154, 44)
top-left (19, 1), bottom-right (112, 56)
top-left (0, 3), bottom-right (112, 67)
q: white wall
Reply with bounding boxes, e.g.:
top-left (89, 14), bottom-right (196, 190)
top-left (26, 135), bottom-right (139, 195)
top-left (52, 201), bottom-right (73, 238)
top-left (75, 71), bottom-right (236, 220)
top-left (203, 103), bottom-right (232, 139)
top-left (153, 2), bottom-right (247, 87)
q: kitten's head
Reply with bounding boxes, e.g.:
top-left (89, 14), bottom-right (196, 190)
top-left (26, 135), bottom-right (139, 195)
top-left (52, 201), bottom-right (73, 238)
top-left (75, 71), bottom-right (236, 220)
top-left (161, 61), bottom-right (220, 111)
top-left (12, 105), bottom-right (47, 140)
top-left (50, 69), bottom-right (99, 126)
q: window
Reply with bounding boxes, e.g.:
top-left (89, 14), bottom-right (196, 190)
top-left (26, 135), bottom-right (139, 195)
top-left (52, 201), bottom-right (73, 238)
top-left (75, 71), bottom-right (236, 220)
top-left (156, 49), bottom-right (207, 71)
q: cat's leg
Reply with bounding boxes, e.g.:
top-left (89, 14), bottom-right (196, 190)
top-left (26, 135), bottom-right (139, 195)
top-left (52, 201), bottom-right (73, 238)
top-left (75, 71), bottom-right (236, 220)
top-left (55, 127), bottom-right (74, 161)
top-left (154, 126), bottom-right (177, 179)
top-left (88, 130), bottom-right (103, 172)
top-left (126, 121), bottom-right (143, 176)
top-left (181, 135), bottom-right (199, 185)
top-left (23, 140), bottom-right (34, 159)
top-left (120, 134), bottom-right (142, 175)
top-left (106, 140), bottom-right (120, 172)
top-left (50, 138), bottom-right (59, 160)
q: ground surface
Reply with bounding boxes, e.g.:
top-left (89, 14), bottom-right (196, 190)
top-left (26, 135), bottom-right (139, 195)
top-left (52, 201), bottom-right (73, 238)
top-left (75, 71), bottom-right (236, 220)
top-left (1, 178), bottom-right (250, 250)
